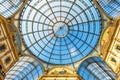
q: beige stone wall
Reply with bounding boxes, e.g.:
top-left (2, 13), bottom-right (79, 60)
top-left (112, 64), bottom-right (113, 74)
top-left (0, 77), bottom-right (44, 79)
top-left (101, 18), bottom-right (120, 80)
top-left (0, 16), bottom-right (19, 74)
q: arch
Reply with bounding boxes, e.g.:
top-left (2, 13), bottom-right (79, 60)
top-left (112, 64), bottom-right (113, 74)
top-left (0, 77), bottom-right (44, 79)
top-left (38, 67), bottom-right (82, 80)
top-left (77, 56), bottom-right (116, 80)
top-left (5, 56), bottom-right (44, 80)
top-left (97, 0), bottom-right (120, 18)
top-left (0, 0), bottom-right (26, 18)
top-left (48, 67), bottom-right (75, 75)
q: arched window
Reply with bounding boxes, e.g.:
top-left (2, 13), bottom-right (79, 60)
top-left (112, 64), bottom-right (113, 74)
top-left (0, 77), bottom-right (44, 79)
top-left (77, 57), bottom-right (116, 80)
top-left (98, 0), bottom-right (120, 18)
top-left (5, 56), bottom-right (44, 80)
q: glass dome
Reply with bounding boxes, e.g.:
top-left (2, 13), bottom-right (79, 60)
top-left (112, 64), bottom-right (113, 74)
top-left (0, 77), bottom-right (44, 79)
top-left (5, 56), bottom-right (44, 80)
top-left (78, 57), bottom-right (116, 80)
top-left (20, 0), bottom-right (102, 64)
top-left (98, 0), bottom-right (120, 18)
top-left (0, 0), bottom-right (24, 18)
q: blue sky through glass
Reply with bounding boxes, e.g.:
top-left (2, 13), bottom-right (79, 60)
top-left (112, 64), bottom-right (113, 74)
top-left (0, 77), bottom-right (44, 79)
top-left (0, 0), bottom-right (24, 18)
top-left (98, 0), bottom-right (120, 18)
top-left (20, 0), bottom-right (102, 64)
top-left (5, 56), bottom-right (44, 80)
top-left (78, 57), bottom-right (116, 80)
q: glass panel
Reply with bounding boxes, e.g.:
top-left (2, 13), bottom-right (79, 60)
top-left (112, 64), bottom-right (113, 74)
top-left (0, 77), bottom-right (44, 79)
top-left (20, 0), bottom-right (102, 64)
top-left (0, 0), bottom-right (24, 18)
top-left (98, 0), bottom-right (120, 18)
top-left (78, 57), bottom-right (116, 80)
top-left (5, 56), bottom-right (44, 80)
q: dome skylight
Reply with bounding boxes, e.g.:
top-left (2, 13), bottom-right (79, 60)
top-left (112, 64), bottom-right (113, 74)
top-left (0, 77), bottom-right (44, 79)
top-left (20, 0), bottom-right (102, 64)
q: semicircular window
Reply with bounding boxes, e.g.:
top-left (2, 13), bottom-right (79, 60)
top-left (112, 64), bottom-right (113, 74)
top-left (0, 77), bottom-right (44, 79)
top-left (98, 0), bottom-right (120, 18)
top-left (0, 0), bottom-right (24, 18)
top-left (20, 0), bottom-right (102, 64)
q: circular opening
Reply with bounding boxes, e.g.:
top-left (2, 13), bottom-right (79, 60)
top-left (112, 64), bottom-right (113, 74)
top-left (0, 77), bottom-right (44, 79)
top-left (53, 22), bottom-right (69, 38)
